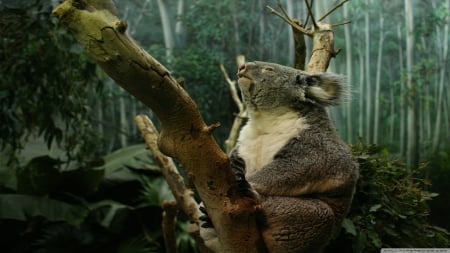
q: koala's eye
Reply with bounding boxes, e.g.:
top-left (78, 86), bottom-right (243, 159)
top-left (261, 66), bottom-right (275, 74)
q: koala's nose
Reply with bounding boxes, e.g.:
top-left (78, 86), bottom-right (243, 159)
top-left (237, 62), bottom-right (255, 77)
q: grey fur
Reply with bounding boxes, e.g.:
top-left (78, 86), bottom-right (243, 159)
top-left (199, 61), bottom-right (359, 253)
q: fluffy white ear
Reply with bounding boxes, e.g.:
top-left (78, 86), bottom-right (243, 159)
top-left (301, 73), bottom-right (347, 106)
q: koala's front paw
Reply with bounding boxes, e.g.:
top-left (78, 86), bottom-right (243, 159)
top-left (198, 202), bottom-right (221, 252)
top-left (230, 149), bottom-right (246, 180)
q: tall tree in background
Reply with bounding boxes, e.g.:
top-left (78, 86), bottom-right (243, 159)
top-left (432, 0), bottom-right (449, 153)
top-left (404, 0), bottom-right (419, 169)
top-left (364, 0), bottom-right (372, 144)
top-left (373, 12), bottom-right (384, 144)
top-left (343, 2), bottom-right (353, 143)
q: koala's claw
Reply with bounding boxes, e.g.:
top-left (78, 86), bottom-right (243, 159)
top-left (199, 204), bottom-right (214, 228)
top-left (234, 179), bottom-right (259, 200)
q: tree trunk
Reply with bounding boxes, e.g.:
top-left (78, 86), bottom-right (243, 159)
top-left (364, 0), bottom-right (372, 143)
top-left (431, 0), bottom-right (449, 153)
top-left (358, 47), bottom-right (364, 138)
top-left (397, 24), bottom-right (406, 157)
top-left (373, 13), bottom-right (384, 144)
top-left (404, 0), bottom-right (419, 170)
top-left (286, 0), bottom-right (295, 66)
top-left (119, 94), bottom-right (128, 147)
top-left (344, 3), bottom-right (353, 143)
top-left (231, 0), bottom-right (241, 56)
top-left (175, 0), bottom-right (186, 48)
top-left (157, 0), bottom-right (175, 60)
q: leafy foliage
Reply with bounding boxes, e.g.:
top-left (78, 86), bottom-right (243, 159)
top-left (0, 145), bottom-right (198, 253)
top-left (326, 141), bottom-right (450, 252)
top-left (426, 149), bottom-right (450, 231)
top-left (0, 1), bottom-right (104, 164)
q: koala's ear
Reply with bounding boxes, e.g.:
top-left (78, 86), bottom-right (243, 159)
top-left (301, 73), bottom-right (347, 106)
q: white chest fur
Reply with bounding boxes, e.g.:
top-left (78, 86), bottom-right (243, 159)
top-left (237, 109), bottom-right (309, 174)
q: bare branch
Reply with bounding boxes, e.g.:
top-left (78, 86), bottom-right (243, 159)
top-left (220, 57), bottom-right (248, 154)
top-left (304, 0), bottom-right (313, 27)
top-left (319, 0), bottom-right (349, 22)
top-left (266, 5), bottom-right (312, 35)
top-left (332, 20), bottom-right (352, 28)
top-left (220, 64), bottom-right (243, 112)
top-left (277, 0), bottom-right (292, 23)
top-left (304, 0), bottom-right (318, 29)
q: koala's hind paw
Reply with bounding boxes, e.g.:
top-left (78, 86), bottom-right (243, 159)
top-left (198, 202), bottom-right (221, 252)
top-left (199, 205), bottom-right (213, 228)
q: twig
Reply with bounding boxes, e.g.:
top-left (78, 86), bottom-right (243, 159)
top-left (266, 5), bottom-right (311, 35)
top-left (319, 0), bottom-right (349, 22)
top-left (304, 0), bottom-right (318, 29)
top-left (277, 0), bottom-right (292, 23)
top-left (332, 20), bottom-right (352, 28)
top-left (221, 56), bottom-right (248, 153)
top-left (220, 64), bottom-right (243, 112)
top-left (304, 0), bottom-right (313, 27)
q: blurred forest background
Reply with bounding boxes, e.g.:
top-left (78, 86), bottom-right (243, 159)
top-left (0, 0), bottom-right (449, 252)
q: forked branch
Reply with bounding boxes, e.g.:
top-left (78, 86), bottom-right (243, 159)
top-left (267, 0), bottom-right (350, 72)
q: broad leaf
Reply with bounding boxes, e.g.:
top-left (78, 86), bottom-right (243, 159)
top-left (0, 194), bottom-right (88, 227)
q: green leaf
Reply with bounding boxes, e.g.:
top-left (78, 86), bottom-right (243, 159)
top-left (103, 144), bottom-right (158, 176)
top-left (117, 236), bottom-right (160, 253)
top-left (141, 177), bottom-right (175, 206)
top-left (341, 218), bottom-right (357, 236)
top-left (88, 200), bottom-right (132, 229)
top-left (368, 230), bottom-right (382, 248)
top-left (0, 194), bottom-right (88, 227)
top-left (369, 204), bottom-right (382, 213)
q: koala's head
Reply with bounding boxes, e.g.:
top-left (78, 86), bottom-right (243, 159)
top-left (237, 61), bottom-right (346, 111)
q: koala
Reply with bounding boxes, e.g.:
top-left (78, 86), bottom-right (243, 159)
top-left (199, 61), bottom-right (359, 253)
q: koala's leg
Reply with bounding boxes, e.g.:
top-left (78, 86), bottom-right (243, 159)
top-left (260, 196), bottom-right (335, 253)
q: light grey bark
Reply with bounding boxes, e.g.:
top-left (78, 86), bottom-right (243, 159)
top-left (373, 14), bottom-right (384, 144)
top-left (157, 0), bottom-right (175, 60)
top-left (405, 0), bottom-right (419, 169)
top-left (175, 0), bottom-right (186, 47)
top-left (344, 3), bottom-right (353, 143)
top-left (358, 46), bottom-right (364, 138)
top-left (431, 0), bottom-right (449, 153)
top-left (286, 0), bottom-right (295, 65)
top-left (397, 24), bottom-right (406, 157)
top-left (364, 0), bottom-right (372, 143)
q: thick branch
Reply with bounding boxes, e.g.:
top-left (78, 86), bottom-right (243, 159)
top-left (292, 21), bottom-right (307, 70)
top-left (53, 1), bottom-right (262, 252)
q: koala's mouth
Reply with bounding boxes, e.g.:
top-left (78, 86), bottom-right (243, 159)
top-left (237, 76), bottom-right (254, 88)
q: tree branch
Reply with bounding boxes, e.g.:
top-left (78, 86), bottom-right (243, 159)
top-left (318, 0), bottom-right (349, 22)
top-left (53, 1), bottom-right (263, 252)
top-left (268, 0), bottom-right (348, 72)
top-left (134, 115), bottom-right (198, 222)
top-left (221, 55), bottom-right (248, 153)
top-left (162, 201), bottom-right (179, 253)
